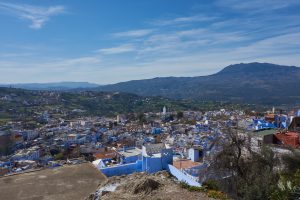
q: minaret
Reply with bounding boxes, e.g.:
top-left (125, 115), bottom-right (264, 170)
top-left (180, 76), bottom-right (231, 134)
top-left (163, 106), bottom-right (167, 115)
top-left (272, 107), bottom-right (275, 114)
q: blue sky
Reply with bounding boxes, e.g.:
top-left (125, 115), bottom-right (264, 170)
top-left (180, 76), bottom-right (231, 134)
top-left (0, 0), bottom-right (300, 84)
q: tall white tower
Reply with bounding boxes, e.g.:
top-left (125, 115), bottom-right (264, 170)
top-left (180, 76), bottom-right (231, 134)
top-left (163, 106), bottom-right (167, 115)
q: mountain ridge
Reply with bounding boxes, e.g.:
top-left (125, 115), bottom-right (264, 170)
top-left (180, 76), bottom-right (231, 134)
top-left (97, 62), bottom-right (300, 105)
top-left (1, 62), bottom-right (299, 105)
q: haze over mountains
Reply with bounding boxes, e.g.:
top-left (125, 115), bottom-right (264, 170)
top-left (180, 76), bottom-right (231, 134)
top-left (0, 82), bottom-right (99, 90)
top-left (2, 63), bottom-right (300, 105)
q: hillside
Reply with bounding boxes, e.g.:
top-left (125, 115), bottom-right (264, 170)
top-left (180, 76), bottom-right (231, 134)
top-left (97, 63), bottom-right (300, 105)
top-left (0, 87), bottom-right (240, 125)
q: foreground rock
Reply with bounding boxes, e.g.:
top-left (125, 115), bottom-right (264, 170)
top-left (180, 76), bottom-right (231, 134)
top-left (87, 171), bottom-right (213, 200)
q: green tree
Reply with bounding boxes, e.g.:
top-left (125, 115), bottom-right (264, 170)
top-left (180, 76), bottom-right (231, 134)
top-left (54, 152), bottom-right (64, 160)
top-left (269, 151), bottom-right (300, 199)
top-left (137, 112), bottom-right (146, 123)
top-left (211, 128), bottom-right (279, 199)
top-left (177, 111), bottom-right (184, 119)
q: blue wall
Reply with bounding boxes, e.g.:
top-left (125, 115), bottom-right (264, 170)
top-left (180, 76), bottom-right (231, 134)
top-left (168, 164), bottom-right (201, 187)
top-left (123, 155), bottom-right (139, 164)
top-left (142, 149), bottom-right (172, 173)
top-left (142, 157), bottom-right (162, 173)
top-left (100, 147), bottom-right (173, 176)
top-left (101, 160), bottom-right (142, 177)
top-left (161, 149), bottom-right (173, 169)
top-left (188, 148), bottom-right (200, 162)
top-left (117, 147), bottom-right (142, 164)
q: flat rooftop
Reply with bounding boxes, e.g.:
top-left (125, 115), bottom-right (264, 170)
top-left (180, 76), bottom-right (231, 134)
top-left (173, 159), bottom-right (201, 169)
top-left (251, 129), bottom-right (276, 137)
top-left (118, 148), bottom-right (142, 157)
top-left (0, 163), bottom-right (107, 200)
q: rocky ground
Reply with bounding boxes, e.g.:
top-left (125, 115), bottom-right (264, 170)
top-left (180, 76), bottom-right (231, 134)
top-left (86, 171), bottom-right (214, 200)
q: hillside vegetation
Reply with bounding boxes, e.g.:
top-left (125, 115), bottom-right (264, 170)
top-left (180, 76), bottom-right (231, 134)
top-left (0, 88), bottom-right (244, 125)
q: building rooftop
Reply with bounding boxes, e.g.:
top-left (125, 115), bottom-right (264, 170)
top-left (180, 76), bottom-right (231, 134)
top-left (94, 150), bottom-right (117, 159)
top-left (275, 131), bottom-right (300, 148)
top-left (173, 159), bottom-right (201, 170)
top-left (0, 163), bottom-right (107, 200)
top-left (118, 148), bottom-right (142, 157)
top-left (144, 143), bottom-right (165, 156)
top-left (251, 129), bottom-right (276, 137)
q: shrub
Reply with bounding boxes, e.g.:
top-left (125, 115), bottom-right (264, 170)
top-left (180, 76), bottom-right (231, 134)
top-left (180, 182), bottom-right (206, 192)
top-left (203, 179), bottom-right (219, 190)
top-left (54, 152), bottom-right (64, 160)
top-left (180, 182), bottom-right (229, 199)
top-left (207, 190), bottom-right (229, 200)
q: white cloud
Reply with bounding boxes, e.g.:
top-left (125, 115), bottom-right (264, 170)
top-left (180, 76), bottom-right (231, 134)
top-left (0, 2), bottom-right (65, 29)
top-left (215, 0), bottom-right (300, 13)
top-left (112, 29), bottom-right (154, 38)
top-left (53, 56), bottom-right (101, 68)
top-left (151, 15), bottom-right (217, 26)
top-left (97, 44), bottom-right (136, 54)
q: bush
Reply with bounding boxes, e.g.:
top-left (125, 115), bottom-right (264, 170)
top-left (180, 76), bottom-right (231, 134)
top-left (179, 182), bottom-right (206, 192)
top-left (203, 179), bottom-right (219, 190)
top-left (269, 169), bottom-right (300, 200)
top-left (207, 190), bottom-right (229, 200)
top-left (180, 182), bottom-right (229, 199)
top-left (54, 152), bottom-right (64, 160)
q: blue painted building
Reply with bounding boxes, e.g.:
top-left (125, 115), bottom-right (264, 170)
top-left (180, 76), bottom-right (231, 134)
top-left (142, 143), bottom-right (173, 173)
top-left (117, 147), bottom-right (142, 164)
top-left (94, 143), bottom-right (173, 177)
top-left (151, 127), bottom-right (162, 135)
top-left (188, 147), bottom-right (201, 162)
top-left (248, 119), bottom-right (276, 131)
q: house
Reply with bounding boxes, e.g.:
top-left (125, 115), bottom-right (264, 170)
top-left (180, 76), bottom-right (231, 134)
top-left (268, 116), bottom-right (300, 149)
top-left (188, 147), bottom-right (202, 162)
top-left (249, 119), bottom-right (276, 131)
top-left (22, 130), bottom-right (39, 141)
top-left (250, 129), bottom-right (276, 147)
top-left (11, 146), bottom-right (40, 161)
top-left (93, 143), bottom-right (173, 177)
top-left (288, 117), bottom-right (300, 133)
top-left (117, 147), bottom-right (142, 164)
top-left (93, 149), bottom-right (118, 160)
top-left (142, 143), bottom-right (173, 173)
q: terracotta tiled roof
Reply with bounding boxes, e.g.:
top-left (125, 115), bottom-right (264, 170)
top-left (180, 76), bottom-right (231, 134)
top-left (93, 150), bottom-right (117, 159)
top-left (275, 132), bottom-right (300, 148)
top-left (173, 159), bottom-right (201, 169)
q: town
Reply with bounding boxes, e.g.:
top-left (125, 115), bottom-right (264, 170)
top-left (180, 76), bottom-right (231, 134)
top-left (1, 0), bottom-right (300, 199)
top-left (1, 91), bottom-right (300, 199)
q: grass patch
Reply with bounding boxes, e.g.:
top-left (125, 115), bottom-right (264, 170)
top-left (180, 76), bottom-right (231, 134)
top-left (180, 182), bottom-right (229, 200)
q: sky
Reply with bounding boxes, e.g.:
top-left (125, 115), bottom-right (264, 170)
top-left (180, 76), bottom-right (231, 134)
top-left (0, 0), bottom-right (300, 84)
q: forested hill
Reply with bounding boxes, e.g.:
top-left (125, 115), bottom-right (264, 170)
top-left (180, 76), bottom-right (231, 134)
top-left (0, 87), bottom-right (240, 125)
top-left (97, 62), bottom-right (300, 105)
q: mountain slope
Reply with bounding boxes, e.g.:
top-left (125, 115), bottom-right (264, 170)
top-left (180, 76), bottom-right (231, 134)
top-left (98, 63), bottom-right (300, 104)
